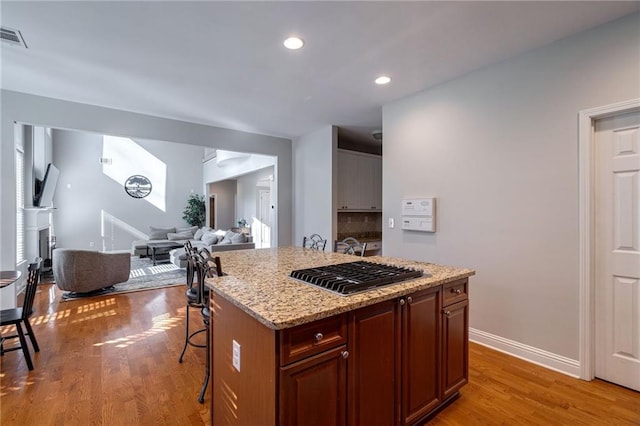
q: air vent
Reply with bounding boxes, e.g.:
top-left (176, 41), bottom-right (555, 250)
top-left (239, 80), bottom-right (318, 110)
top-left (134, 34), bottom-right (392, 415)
top-left (1, 27), bottom-right (28, 48)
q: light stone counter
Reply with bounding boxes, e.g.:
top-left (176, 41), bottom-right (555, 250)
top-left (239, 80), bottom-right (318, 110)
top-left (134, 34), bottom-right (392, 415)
top-left (205, 247), bottom-right (475, 330)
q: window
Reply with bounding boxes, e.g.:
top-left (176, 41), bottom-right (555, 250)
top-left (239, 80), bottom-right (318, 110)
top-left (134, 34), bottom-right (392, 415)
top-left (16, 146), bottom-right (25, 264)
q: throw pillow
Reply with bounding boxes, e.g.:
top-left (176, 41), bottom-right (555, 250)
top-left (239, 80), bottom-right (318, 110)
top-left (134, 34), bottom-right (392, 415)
top-left (177, 225), bottom-right (198, 234)
top-left (219, 230), bottom-right (244, 245)
top-left (201, 231), bottom-right (219, 246)
top-left (230, 232), bottom-right (246, 244)
top-left (149, 226), bottom-right (176, 240)
top-left (167, 231), bottom-right (193, 241)
top-left (193, 228), bottom-right (205, 241)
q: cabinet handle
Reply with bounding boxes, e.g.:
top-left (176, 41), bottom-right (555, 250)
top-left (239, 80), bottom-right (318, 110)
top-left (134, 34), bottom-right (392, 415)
top-left (314, 332), bottom-right (324, 342)
top-left (341, 350), bottom-right (349, 359)
top-left (445, 311), bottom-right (452, 318)
top-left (399, 298), bottom-right (406, 306)
top-left (406, 296), bottom-right (413, 304)
top-left (452, 288), bottom-right (462, 295)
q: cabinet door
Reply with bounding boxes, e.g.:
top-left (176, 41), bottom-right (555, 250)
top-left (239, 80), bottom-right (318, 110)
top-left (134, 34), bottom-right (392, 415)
top-left (348, 300), bottom-right (400, 426)
top-left (337, 151), bottom-right (382, 211)
top-left (339, 151), bottom-right (360, 210)
top-left (441, 299), bottom-right (469, 400)
top-left (371, 156), bottom-right (382, 210)
top-left (280, 345), bottom-right (348, 426)
top-left (402, 287), bottom-right (441, 425)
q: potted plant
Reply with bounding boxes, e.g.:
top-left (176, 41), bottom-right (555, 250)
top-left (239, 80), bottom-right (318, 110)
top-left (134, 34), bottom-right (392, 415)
top-left (183, 194), bottom-right (206, 227)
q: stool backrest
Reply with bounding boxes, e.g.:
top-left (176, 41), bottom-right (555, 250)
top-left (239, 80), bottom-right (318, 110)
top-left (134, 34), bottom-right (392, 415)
top-left (303, 234), bottom-right (327, 251)
top-left (334, 237), bottom-right (367, 257)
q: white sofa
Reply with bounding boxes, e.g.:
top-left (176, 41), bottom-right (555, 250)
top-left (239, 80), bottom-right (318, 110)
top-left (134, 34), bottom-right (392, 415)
top-left (131, 226), bottom-right (255, 265)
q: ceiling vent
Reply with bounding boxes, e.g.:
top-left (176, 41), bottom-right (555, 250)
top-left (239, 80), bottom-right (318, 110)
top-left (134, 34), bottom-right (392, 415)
top-left (1, 27), bottom-right (28, 48)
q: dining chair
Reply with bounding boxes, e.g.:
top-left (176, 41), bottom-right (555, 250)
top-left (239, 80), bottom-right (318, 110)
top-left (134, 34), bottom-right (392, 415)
top-left (334, 237), bottom-right (368, 257)
top-left (1, 258), bottom-right (42, 370)
top-left (302, 233), bottom-right (327, 251)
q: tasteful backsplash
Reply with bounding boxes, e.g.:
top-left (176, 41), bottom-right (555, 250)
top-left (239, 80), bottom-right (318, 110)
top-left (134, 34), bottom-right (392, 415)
top-left (337, 212), bottom-right (382, 240)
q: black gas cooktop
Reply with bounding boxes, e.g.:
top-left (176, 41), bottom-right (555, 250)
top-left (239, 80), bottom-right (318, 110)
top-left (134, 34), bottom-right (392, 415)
top-left (289, 261), bottom-right (427, 296)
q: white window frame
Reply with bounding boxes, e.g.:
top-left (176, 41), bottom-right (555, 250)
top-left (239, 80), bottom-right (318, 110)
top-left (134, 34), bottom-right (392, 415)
top-left (16, 144), bottom-right (26, 266)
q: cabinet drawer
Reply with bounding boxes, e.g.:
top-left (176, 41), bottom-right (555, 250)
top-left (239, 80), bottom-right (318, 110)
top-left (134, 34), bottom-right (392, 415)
top-left (442, 279), bottom-right (468, 307)
top-left (280, 314), bottom-right (347, 365)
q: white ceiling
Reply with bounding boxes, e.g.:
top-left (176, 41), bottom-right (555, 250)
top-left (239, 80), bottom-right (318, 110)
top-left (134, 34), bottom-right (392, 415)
top-left (1, 1), bottom-right (638, 145)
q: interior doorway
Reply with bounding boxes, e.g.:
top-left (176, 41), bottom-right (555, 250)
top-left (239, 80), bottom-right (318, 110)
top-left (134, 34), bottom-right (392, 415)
top-left (594, 110), bottom-right (640, 391)
top-left (256, 188), bottom-right (271, 248)
top-left (579, 99), bottom-right (640, 390)
top-left (209, 195), bottom-right (216, 229)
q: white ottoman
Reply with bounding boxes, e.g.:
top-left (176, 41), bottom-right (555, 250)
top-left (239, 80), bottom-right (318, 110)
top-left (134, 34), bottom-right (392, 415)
top-left (169, 248), bottom-right (188, 268)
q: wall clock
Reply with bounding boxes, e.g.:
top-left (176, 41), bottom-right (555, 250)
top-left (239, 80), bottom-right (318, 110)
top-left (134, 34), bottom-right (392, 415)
top-left (124, 175), bottom-right (152, 198)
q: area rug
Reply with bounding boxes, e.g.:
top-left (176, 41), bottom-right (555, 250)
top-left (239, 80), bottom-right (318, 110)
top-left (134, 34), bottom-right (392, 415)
top-left (60, 256), bottom-right (186, 301)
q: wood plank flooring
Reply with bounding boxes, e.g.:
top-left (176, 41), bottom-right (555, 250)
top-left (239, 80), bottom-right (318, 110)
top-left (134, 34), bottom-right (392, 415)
top-left (1, 282), bottom-right (639, 425)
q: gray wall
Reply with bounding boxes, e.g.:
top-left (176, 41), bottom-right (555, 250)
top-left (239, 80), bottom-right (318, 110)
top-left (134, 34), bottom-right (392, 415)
top-left (51, 129), bottom-right (204, 251)
top-left (208, 180), bottom-right (238, 231)
top-left (383, 13), bottom-right (640, 362)
top-left (1, 91), bottom-right (293, 271)
top-left (293, 125), bottom-right (337, 249)
top-left (237, 167), bottom-right (273, 223)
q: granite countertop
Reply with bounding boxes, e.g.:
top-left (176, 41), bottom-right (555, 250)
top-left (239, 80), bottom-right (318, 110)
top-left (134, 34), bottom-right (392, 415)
top-left (205, 247), bottom-right (475, 330)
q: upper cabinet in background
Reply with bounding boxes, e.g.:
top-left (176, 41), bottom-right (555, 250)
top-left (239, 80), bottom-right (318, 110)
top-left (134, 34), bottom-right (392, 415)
top-left (337, 149), bottom-right (382, 211)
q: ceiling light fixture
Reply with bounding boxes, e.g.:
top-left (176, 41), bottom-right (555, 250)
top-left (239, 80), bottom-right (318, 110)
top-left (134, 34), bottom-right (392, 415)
top-left (375, 75), bottom-right (391, 85)
top-left (283, 36), bottom-right (304, 50)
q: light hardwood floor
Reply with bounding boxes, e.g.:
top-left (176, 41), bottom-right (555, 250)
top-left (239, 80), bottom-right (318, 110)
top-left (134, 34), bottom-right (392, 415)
top-left (1, 283), bottom-right (638, 425)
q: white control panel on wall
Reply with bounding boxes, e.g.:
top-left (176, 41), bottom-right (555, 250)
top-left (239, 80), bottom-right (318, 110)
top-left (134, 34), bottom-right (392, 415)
top-left (401, 198), bottom-right (436, 232)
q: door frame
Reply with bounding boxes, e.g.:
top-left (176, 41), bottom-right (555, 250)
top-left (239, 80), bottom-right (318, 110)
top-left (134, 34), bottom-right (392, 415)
top-left (578, 98), bottom-right (640, 380)
top-left (256, 187), bottom-right (271, 248)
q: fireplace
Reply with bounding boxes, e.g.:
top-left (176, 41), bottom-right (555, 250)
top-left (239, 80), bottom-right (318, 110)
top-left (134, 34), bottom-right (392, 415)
top-left (25, 207), bottom-right (54, 272)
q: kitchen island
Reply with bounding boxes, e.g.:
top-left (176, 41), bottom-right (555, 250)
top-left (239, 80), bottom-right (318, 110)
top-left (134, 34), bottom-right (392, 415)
top-left (205, 247), bottom-right (475, 425)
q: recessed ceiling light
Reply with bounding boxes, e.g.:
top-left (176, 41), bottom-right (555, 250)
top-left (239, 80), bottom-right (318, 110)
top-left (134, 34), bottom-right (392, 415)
top-left (375, 75), bottom-right (391, 85)
top-left (284, 36), bottom-right (304, 50)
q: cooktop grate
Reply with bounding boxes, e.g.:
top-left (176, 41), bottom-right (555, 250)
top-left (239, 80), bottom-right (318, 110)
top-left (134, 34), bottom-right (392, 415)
top-left (290, 261), bottom-right (427, 296)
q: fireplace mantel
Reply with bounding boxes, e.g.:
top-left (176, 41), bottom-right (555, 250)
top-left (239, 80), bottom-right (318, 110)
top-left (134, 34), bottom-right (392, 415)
top-left (24, 207), bottom-right (54, 270)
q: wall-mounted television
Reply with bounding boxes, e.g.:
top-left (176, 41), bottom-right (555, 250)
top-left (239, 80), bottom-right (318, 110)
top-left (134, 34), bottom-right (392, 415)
top-left (34, 163), bottom-right (60, 207)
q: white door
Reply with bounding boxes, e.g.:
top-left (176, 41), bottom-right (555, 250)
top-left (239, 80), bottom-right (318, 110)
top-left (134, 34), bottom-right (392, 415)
top-left (595, 110), bottom-right (640, 391)
top-left (257, 189), bottom-right (271, 249)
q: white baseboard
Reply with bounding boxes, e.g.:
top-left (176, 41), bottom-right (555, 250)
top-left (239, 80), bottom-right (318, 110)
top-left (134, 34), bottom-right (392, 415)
top-left (469, 328), bottom-right (581, 378)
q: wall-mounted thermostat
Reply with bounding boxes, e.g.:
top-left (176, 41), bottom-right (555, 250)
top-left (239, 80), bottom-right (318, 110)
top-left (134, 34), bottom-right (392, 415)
top-left (401, 198), bottom-right (436, 232)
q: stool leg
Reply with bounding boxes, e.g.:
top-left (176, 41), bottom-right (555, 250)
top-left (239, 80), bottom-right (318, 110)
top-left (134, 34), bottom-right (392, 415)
top-left (198, 317), bottom-right (210, 404)
top-left (178, 303), bottom-right (190, 363)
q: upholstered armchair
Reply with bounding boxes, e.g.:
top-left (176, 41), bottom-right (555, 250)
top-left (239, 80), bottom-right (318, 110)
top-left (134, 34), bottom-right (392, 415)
top-left (53, 249), bottom-right (131, 293)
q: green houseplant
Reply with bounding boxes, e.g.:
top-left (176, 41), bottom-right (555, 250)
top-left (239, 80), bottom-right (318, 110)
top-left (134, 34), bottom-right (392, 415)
top-left (182, 194), bottom-right (206, 228)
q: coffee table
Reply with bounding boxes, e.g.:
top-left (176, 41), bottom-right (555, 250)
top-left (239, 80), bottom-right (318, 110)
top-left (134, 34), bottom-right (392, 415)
top-left (147, 241), bottom-right (184, 265)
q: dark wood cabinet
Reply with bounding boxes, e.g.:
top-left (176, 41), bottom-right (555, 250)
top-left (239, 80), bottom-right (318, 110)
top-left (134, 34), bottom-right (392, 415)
top-left (347, 286), bottom-right (443, 426)
top-left (347, 299), bottom-right (400, 426)
top-left (441, 279), bottom-right (469, 401)
top-left (402, 287), bottom-right (442, 425)
top-left (280, 345), bottom-right (348, 426)
top-left (441, 299), bottom-right (469, 400)
top-left (211, 277), bottom-right (470, 426)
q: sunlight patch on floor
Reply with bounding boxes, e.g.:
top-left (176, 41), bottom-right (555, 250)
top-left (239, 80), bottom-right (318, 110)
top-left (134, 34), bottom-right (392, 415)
top-left (92, 312), bottom-right (182, 348)
top-left (130, 263), bottom-right (179, 278)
